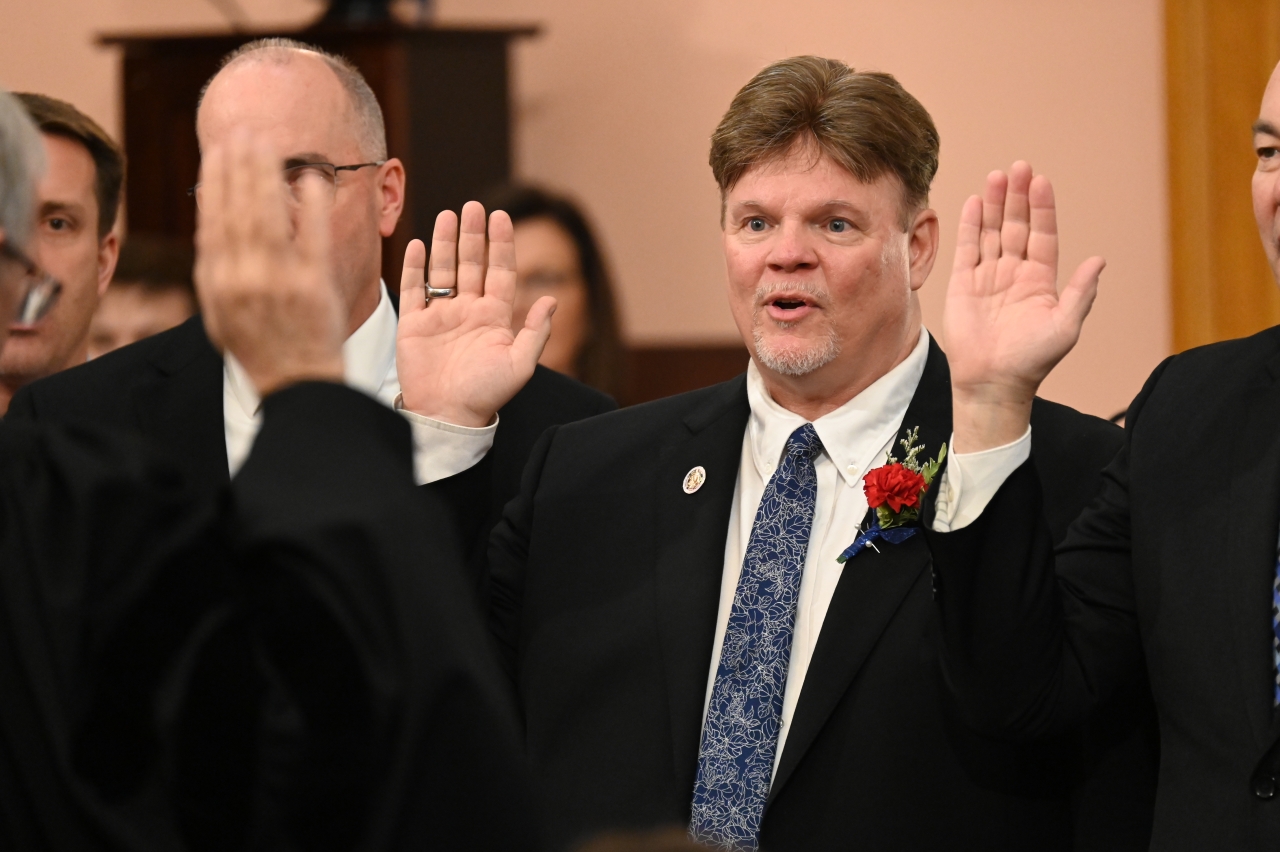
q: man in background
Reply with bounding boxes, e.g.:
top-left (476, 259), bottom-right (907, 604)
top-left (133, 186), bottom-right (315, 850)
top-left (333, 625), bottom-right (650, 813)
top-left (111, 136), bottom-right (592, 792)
top-left (0, 93), bottom-right (122, 413)
top-left (10, 40), bottom-right (613, 585)
top-left (88, 234), bottom-right (196, 358)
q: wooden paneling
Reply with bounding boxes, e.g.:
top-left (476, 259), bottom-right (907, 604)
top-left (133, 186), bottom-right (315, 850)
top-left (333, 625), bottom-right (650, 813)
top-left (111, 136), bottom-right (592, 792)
top-left (1167, 0), bottom-right (1280, 350)
top-left (622, 345), bottom-right (749, 407)
top-left (100, 24), bottom-right (534, 288)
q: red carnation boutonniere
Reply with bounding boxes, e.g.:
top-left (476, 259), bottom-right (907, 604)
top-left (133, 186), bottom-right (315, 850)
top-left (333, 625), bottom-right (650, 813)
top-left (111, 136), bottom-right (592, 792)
top-left (837, 427), bottom-right (946, 563)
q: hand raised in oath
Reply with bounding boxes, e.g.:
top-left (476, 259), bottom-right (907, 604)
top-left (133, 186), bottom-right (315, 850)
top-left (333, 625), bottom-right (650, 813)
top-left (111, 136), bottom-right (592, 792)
top-left (396, 201), bottom-right (555, 428)
top-left (194, 133), bottom-right (345, 396)
top-left (944, 161), bottom-right (1105, 452)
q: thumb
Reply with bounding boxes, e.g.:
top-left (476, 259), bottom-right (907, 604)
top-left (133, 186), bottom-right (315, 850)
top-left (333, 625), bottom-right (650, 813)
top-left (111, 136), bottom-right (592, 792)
top-left (1057, 255), bottom-right (1104, 333)
top-left (509, 295), bottom-right (556, 381)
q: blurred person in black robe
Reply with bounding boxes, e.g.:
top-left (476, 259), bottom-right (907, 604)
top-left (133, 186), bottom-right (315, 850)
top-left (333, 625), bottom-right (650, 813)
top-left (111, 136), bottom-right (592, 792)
top-left (0, 90), bottom-right (534, 851)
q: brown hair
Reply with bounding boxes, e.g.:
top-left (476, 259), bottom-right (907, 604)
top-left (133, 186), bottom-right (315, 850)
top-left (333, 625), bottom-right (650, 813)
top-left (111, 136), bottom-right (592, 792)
top-left (15, 93), bottom-right (125, 239)
top-left (482, 184), bottom-right (627, 401)
top-left (709, 56), bottom-right (939, 227)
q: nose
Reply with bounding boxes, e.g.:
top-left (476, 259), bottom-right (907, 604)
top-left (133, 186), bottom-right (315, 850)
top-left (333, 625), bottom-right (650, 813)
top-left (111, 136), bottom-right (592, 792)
top-left (766, 221), bottom-right (818, 273)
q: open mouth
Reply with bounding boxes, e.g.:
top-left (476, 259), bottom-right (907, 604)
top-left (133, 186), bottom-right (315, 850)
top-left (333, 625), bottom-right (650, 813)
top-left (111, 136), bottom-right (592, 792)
top-left (761, 291), bottom-right (820, 322)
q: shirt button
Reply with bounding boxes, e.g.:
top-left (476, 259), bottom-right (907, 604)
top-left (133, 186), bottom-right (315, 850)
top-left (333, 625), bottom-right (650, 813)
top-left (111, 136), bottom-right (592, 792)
top-left (1255, 775), bottom-right (1276, 800)
top-left (846, 465), bottom-right (859, 477)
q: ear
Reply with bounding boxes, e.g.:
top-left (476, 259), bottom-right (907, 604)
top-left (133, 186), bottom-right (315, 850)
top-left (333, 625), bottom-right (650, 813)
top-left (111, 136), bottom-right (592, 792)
top-left (906, 207), bottom-right (939, 292)
top-left (376, 157), bottom-right (406, 238)
top-left (96, 228), bottom-right (120, 297)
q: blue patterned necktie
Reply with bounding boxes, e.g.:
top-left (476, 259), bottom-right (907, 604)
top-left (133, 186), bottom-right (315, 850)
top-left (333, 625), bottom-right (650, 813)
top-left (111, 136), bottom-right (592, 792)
top-left (1272, 555), bottom-right (1280, 707)
top-left (690, 423), bottom-right (824, 851)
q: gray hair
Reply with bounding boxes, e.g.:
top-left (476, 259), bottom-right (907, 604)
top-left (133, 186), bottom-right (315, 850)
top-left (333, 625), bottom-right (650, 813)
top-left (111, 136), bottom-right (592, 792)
top-left (0, 89), bottom-right (44, 249)
top-left (197, 38), bottom-right (388, 160)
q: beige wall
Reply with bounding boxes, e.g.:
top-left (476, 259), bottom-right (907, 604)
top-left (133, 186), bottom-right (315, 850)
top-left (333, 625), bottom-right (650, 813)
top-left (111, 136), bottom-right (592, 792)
top-left (0, 0), bottom-right (1168, 417)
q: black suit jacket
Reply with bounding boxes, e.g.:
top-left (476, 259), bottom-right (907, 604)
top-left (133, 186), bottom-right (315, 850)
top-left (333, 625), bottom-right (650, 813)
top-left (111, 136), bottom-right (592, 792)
top-left (0, 382), bottom-right (534, 851)
top-left (490, 338), bottom-right (1157, 851)
top-left (6, 314), bottom-right (615, 590)
top-left (926, 325), bottom-right (1280, 850)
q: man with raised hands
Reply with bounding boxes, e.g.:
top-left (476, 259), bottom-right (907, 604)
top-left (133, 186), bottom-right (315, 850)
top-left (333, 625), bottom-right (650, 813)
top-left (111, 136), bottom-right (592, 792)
top-left (0, 87), bottom-right (532, 850)
top-left (925, 69), bottom-right (1280, 848)
top-left (487, 56), bottom-right (1155, 852)
top-left (8, 38), bottom-right (613, 589)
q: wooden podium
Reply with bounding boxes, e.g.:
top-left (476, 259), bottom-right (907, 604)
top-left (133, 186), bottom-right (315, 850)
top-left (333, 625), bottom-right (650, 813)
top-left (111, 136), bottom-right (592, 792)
top-left (99, 24), bottom-right (537, 286)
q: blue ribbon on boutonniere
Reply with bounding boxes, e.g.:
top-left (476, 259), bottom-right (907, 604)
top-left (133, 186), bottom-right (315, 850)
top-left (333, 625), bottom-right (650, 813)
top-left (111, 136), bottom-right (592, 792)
top-left (836, 517), bottom-right (918, 563)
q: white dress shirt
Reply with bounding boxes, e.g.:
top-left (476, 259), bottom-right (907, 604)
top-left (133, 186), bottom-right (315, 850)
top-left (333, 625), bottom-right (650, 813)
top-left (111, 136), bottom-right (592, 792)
top-left (704, 328), bottom-right (930, 777)
top-left (930, 428), bottom-right (1032, 532)
top-left (223, 282), bottom-right (497, 483)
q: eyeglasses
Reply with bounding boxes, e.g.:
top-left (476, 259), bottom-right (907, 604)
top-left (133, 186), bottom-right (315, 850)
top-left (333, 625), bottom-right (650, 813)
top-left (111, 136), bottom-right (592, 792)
top-left (0, 240), bottom-right (62, 327)
top-left (188, 160), bottom-right (387, 208)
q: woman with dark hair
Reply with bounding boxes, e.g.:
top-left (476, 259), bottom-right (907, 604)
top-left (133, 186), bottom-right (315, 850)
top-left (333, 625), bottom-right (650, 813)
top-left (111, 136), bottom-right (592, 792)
top-left (483, 184), bottom-right (626, 400)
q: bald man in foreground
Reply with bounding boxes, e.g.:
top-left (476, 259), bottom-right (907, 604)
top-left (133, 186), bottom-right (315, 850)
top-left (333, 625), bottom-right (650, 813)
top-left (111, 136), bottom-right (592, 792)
top-left (9, 38), bottom-right (613, 590)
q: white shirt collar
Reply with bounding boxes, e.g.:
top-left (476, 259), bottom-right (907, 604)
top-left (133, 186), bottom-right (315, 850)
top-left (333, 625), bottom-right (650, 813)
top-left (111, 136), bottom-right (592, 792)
top-left (225, 280), bottom-right (397, 416)
top-left (746, 326), bottom-right (930, 487)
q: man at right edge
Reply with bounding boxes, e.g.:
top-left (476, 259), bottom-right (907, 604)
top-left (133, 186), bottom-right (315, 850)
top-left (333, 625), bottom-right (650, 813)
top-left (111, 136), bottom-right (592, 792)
top-left (925, 56), bottom-right (1280, 851)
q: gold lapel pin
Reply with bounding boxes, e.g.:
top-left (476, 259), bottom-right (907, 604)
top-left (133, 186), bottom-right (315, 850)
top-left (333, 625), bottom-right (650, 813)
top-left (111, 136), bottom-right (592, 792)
top-left (683, 466), bottom-right (707, 494)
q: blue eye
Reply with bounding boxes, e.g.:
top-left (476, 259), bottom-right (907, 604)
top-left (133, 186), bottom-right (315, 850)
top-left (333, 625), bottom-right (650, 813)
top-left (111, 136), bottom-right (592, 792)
top-left (829, 219), bottom-right (849, 233)
top-left (747, 218), bottom-right (766, 232)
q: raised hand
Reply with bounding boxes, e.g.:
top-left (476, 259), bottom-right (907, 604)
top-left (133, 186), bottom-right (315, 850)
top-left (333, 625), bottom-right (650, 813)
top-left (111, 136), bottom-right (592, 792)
top-left (396, 201), bottom-right (555, 427)
top-left (194, 133), bottom-right (344, 396)
top-left (944, 161), bottom-right (1105, 451)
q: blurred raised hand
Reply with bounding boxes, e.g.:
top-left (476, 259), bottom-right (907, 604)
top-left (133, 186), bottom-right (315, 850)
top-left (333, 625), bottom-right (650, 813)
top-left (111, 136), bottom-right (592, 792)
top-left (194, 132), bottom-right (344, 396)
top-left (396, 201), bottom-right (555, 428)
top-left (943, 161), bottom-right (1105, 451)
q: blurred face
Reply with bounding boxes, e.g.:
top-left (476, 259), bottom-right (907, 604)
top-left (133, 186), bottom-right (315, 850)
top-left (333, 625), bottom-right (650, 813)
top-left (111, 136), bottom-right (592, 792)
top-left (88, 283), bottom-right (196, 359)
top-left (722, 142), bottom-right (937, 410)
top-left (0, 228), bottom-right (22, 355)
top-left (0, 133), bottom-right (117, 382)
top-left (196, 53), bottom-right (405, 335)
top-left (1253, 63), bottom-right (1280, 283)
top-left (511, 216), bottom-right (589, 376)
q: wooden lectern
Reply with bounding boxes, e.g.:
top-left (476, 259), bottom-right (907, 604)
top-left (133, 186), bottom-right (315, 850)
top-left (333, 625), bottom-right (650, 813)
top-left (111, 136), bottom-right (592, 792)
top-left (99, 24), bottom-right (537, 286)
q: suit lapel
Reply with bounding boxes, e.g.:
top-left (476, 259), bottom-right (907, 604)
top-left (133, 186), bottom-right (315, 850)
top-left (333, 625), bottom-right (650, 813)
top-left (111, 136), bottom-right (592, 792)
top-left (653, 376), bottom-right (751, 801)
top-left (132, 317), bottom-right (230, 487)
top-left (1225, 345), bottom-right (1280, 751)
top-left (767, 336), bottom-right (953, 805)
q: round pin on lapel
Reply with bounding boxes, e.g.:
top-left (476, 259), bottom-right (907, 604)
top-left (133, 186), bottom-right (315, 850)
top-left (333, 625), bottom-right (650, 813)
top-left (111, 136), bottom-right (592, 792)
top-left (683, 466), bottom-right (707, 494)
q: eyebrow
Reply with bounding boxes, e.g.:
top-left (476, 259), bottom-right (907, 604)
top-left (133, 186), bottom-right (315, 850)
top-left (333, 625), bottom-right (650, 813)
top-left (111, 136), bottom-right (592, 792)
top-left (729, 199), bottom-right (867, 211)
top-left (283, 152), bottom-right (332, 167)
top-left (38, 200), bottom-right (85, 217)
top-left (1253, 120), bottom-right (1280, 137)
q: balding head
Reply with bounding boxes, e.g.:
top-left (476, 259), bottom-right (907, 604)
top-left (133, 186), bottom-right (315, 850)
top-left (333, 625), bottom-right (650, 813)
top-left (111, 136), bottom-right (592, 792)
top-left (194, 40), bottom-right (406, 337)
top-left (198, 39), bottom-right (385, 160)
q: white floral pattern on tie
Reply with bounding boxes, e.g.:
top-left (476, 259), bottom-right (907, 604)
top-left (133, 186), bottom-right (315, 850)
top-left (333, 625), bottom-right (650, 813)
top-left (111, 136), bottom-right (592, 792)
top-left (690, 423), bottom-right (823, 851)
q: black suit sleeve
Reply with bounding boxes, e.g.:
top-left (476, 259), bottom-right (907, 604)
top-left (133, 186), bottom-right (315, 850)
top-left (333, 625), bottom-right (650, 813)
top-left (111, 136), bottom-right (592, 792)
top-left (924, 365), bottom-right (1171, 742)
top-left (487, 425), bottom-right (561, 682)
top-left (425, 366), bottom-right (617, 601)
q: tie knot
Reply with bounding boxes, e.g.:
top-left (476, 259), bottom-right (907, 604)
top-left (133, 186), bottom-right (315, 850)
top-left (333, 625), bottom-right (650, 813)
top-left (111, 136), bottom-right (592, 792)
top-left (784, 423), bottom-right (823, 460)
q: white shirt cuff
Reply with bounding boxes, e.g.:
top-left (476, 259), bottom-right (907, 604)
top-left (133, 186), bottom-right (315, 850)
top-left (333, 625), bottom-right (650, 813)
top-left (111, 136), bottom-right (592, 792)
top-left (931, 427), bottom-right (1031, 532)
top-left (396, 403), bottom-right (498, 486)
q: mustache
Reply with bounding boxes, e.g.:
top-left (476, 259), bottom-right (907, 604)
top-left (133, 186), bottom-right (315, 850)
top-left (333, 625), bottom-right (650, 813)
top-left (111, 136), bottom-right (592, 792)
top-left (753, 281), bottom-right (831, 305)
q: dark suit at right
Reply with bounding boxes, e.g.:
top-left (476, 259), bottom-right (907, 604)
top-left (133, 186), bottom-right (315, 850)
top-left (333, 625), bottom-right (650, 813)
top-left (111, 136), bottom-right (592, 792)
top-left (925, 325), bottom-right (1280, 849)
